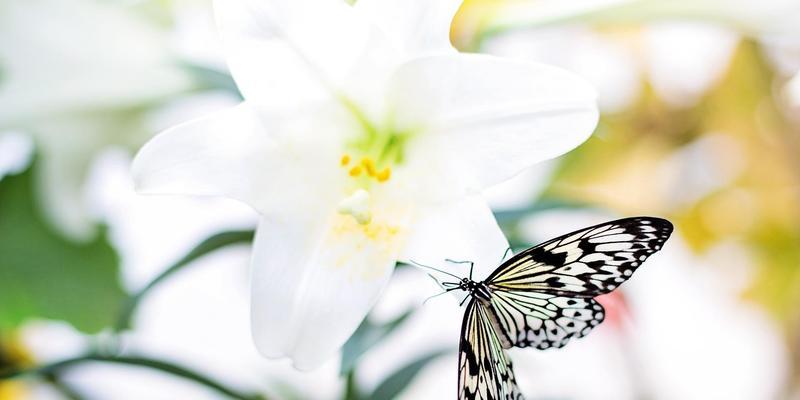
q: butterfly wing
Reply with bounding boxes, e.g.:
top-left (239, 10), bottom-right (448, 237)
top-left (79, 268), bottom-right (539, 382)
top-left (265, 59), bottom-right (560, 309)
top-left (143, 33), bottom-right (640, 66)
top-left (486, 289), bottom-right (605, 350)
top-left (487, 217), bottom-right (672, 297)
top-left (459, 299), bottom-right (524, 400)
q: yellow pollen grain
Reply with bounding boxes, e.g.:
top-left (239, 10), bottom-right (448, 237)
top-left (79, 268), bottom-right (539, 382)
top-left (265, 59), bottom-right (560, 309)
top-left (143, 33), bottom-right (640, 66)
top-left (340, 154), bottom-right (351, 166)
top-left (361, 158), bottom-right (377, 177)
top-left (376, 168), bottom-right (391, 183)
top-left (348, 165), bottom-right (363, 177)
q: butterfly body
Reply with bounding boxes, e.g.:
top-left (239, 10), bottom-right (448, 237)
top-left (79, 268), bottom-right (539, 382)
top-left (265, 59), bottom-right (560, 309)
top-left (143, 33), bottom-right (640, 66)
top-left (455, 278), bottom-right (493, 303)
top-left (441, 217), bottom-right (674, 400)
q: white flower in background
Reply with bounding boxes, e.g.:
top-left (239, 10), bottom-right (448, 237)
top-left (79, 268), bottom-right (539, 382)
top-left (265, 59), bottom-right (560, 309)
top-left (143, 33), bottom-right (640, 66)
top-left (484, 27), bottom-right (642, 113)
top-left (481, 0), bottom-right (799, 108)
top-left (787, 72), bottom-right (800, 108)
top-left (487, 0), bottom-right (800, 38)
top-left (0, 0), bottom-right (191, 240)
top-left (132, 0), bottom-right (598, 369)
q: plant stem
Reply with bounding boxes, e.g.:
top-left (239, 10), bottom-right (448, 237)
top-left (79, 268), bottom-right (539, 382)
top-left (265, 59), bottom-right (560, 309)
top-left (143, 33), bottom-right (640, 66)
top-left (42, 371), bottom-right (87, 400)
top-left (1, 354), bottom-right (265, 400)
top-left (115, 230), bottom-right (255, 332)
top-left (343, 369), bottom-right (361, 400)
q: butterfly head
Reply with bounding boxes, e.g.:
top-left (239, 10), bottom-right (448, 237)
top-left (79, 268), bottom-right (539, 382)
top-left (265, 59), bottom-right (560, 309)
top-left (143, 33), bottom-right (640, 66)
top-left (440, 277), bottom-right (481, 294)
top-left (460, 278), bottom-right (483, 292)
top-left (444, 278), bottom-right (491, 303)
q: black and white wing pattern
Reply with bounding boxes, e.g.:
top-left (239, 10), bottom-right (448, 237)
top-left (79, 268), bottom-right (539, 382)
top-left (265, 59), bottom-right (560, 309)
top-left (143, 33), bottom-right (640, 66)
top-left (486, 217), bottom-right (673, 297)
top-left (459, 300), bottom-right (523, 400)
top-left (486, 290), bottom-right (605, 350)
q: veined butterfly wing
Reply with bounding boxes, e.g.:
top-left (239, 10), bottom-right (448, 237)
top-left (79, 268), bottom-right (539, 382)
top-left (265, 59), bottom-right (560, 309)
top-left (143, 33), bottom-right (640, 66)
top-left (486, 217), bottom-right (673, 297)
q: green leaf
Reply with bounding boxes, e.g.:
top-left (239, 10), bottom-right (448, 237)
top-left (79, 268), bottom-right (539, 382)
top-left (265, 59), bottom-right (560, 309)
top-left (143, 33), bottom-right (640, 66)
top-left (115, 229), bottom-right (254, 331)
top-left (340, 308), bottom-right (415, 375)
top-left (368, 349), bottom-right (450, 400)
top-left (492, 199), bottom-right (593, 225)
top-left (0, 162), bottom-right (126, 333)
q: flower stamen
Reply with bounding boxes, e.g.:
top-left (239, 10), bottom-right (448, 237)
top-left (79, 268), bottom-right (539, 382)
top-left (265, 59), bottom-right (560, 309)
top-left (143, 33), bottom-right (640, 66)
top-left (376, 168), bottom-right (391, 183)
top-left (361, 158), bottom-right (377, 177)
top-left (337, 189), bottom-right (372, 225)
top-left (340, 153), bottom-right (393, 184)
top-left (348, 166), bottom-right (363, 177)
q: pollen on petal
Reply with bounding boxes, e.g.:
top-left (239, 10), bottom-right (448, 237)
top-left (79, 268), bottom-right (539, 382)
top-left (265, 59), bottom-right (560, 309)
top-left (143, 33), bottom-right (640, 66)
top-left (340, 154), bottom-right (351, 166)
top-left (376, 168), bottom-right (391, 182)
top-left (348, 165), bottom-right (363, 177)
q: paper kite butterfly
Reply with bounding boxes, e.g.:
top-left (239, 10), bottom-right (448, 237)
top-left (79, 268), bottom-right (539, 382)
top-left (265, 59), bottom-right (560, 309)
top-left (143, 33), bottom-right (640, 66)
top-left (417, 217), bottom-right (673, 400)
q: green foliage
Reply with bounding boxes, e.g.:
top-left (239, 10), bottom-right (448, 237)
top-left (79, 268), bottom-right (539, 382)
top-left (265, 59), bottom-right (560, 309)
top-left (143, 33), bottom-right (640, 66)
top-left (115, 229), bottom-right (254, 331)
top-left (340, 308), bottom-right (414, 375)
top-left (0, 162), bottom-right (125, 333)
top-left (368, 349), bottom-right (449, 400)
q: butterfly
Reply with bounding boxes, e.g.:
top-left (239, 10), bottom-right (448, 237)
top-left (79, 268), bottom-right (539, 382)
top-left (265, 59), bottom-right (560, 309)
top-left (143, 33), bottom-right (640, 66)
top-left (416, 217), bottom-right (673, 400)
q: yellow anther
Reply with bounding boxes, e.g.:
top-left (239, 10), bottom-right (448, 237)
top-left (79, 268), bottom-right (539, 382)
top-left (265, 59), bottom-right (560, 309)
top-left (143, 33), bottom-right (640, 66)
top-left (340, 154), bottom-right (351, 166)
top-left (361, 158), bottom-right (377, 177)
top-left (348, 166), bottom-right (363, 177)
top-left (376, 168), bottom-right (391, 183)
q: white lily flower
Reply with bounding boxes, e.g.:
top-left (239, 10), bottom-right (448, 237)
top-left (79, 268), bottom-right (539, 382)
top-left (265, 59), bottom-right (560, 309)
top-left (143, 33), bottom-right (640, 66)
top-left (0, 0), bottom-right (191, 239)
top-left (132, 0), bottom-right (598, 369)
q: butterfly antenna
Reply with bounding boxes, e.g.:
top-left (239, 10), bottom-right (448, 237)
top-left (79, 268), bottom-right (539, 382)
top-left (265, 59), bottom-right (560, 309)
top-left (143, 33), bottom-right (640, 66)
top-left (408, 260), bottom-right (461, 280)
top-left (444, 258), bottom-right (475, 281)
top-left (422, 287), bottom-right (460, 306)
top-left (469, 262), bottom-right (474, 281)
top-left (425, 273), bottom-right (446, 290)
top-left (501, 247), bottom-right (513, 262)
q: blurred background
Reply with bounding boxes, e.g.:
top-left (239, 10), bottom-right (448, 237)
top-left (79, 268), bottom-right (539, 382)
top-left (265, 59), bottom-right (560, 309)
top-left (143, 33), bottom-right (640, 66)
top-left (1, 0), bottom-right (799, 398)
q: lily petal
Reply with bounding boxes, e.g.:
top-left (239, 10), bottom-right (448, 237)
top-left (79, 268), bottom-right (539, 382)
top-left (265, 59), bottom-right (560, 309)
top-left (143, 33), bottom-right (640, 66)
top-left (355, 0), bottom-right (461, 59)
top-left (132, 102), bottom-right (347, 214)
top-left (213, 0), bottom-right (375, 111)
top-left (250, 207), bottom-right (408, 369)
top-left (131, 103), bottom-right (267, 207)
top-left (390, 53), bottom-right (598, 192)
top-left (401, 195), bottom-right (509, 283)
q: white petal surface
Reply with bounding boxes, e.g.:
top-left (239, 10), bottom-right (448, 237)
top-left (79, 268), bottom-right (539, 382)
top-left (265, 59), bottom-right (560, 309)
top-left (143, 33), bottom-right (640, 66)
top-left (132, 102), bottom-right (345, 214)
top-left (390, 53), bottom-right (598, 192)
top-left (401, 195), bottom-right (509, 283)
top-left (355, 0), bottom-right (461, 59)
top-left (250, 203), bottom-right (411, 369)
top-left (132, 103), bottom-right (265, 207)
top-left (213, 0), bottom-right (377, 111)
